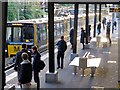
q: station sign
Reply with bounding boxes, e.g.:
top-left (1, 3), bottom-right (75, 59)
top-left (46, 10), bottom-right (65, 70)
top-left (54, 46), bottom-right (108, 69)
top-left (109, 7), bottom-right (120, 12)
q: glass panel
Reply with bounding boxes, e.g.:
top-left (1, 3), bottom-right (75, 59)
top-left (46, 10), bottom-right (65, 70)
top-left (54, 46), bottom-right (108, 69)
top-left (6, 27), bottom-right (12, 42)
top-left (22, 26), bottom-right (34, 42)
top-left (13, 27), bottom-right (21, 42)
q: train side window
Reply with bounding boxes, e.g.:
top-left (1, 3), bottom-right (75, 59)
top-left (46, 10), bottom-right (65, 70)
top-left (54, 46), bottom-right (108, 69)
top-left (22, 26), bottom-right (34, 40)
top-left (42, 24), bottom-right (47, 40)
top-left (37, 26), bottom-right (41, 43)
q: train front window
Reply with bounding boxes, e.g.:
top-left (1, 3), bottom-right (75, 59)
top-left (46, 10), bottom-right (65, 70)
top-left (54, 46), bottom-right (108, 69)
top-left (22, 26), bottom-right (34, 41)
top-left (13, 27), bottom-right (21, 42)
top-left (6, 27), bottom-right (12, 42)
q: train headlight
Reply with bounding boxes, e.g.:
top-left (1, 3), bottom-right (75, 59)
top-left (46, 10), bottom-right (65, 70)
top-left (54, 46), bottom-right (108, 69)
top-left (5, 50), bottom-right (7, 52)
top-left (26, 39), bottom-right (30, 42)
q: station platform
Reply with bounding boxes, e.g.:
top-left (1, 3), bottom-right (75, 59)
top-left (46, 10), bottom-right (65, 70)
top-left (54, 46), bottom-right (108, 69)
top-left (5, 19), bottom-right (119, 89)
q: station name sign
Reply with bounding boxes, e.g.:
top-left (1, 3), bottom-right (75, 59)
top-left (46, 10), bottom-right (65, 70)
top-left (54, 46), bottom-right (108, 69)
top-left (109, 8), bottom-right (120, 12)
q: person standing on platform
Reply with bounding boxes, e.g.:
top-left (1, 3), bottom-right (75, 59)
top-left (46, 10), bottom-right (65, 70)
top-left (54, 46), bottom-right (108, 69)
top-left (106, 21), bottom-right (112, 46)
top-left (80, 27), bottom-right (85, 49)
top-left (56, 36), bottom-right (67, 69)
top-left (88, 25), bottom-right (91, 42)
top-left (14, 44), bottom-right (31, 85)
top-left (70, 27), bottom-right (74, 49)
top-left (32, 46), bottom-right (41, 90)
top-left (18, 52), bottom-right (32, 89)
top-left (97, 22), bottom-right (101, 35)
top-left (80, 28), bottom-right (85, 49)
top-left (102, 17), bottom-right (106, 30)
top-left (113, 21), bottom-right (117, 30)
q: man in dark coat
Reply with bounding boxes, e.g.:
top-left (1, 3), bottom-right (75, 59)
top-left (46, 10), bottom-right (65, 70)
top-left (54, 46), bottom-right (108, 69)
top-left (80, 28), bottom-right (85, 49)
top-left (106, 22), bottom-right (111, 46)
top-left (102, 17), bottom-right (106, 30)
top-left (69, 27), bottom-right (74, 49)
top-left (14, 44), bottom-right (31, 83)
top-left (97, 22), bottom-right (101, 35)
top-left (18, 52), bottom-right (32, 88)
top-left (56, 36), bottom-right (67, 69)
top-left (32, 46), bottom-right (41, 90)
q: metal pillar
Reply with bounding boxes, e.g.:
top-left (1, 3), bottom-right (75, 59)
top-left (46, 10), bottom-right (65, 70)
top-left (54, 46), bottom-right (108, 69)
top-left (99, 4), bottom-right (101, 23)
top-left (112, 4), bottom-right (115, 34)
top-left (94, 4), bottom-right (97, 37)
top-left (73, 3), bottom-right (78, 53)
top-left (48, 2), bottom-right (55, 73)
top-left (85, 4), bottom-right (89, 44)
top-left (1, 2), bottom-right (8, 90)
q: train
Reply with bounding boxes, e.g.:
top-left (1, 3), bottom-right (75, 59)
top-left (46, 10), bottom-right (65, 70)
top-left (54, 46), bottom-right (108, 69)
top-left (6, 13), bottom-right (99, 58)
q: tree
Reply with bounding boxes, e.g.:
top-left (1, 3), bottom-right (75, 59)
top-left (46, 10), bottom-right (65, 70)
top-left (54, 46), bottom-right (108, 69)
top-left (7, 2), bottom-right (18, 21)
top-left (7, 2), bottom-right (47, 21)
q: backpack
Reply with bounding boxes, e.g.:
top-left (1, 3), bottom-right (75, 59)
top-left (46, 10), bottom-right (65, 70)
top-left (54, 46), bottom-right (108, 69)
top-left (37, 60), bottom-right (45, 72)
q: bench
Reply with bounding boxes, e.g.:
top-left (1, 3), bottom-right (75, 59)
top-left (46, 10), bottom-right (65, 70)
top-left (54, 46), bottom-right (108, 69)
top-left (80, 58), bottom-right (101, 77)
top-left (69, 52), bottom-right (90, 75)
top-left (69, 52), bottom-right (101, 76)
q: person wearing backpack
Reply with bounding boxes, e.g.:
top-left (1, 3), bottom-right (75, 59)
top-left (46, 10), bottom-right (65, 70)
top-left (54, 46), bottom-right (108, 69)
top-left (18, 52), bottom-right (32, 89)
top-left (56, 36), bottom-right (67, 69)
top-left (32, 46), bottom-right (41, 90)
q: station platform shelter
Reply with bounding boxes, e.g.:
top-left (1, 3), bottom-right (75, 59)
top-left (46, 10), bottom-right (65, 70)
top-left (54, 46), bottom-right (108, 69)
top-left (0, 1), bottom-right (120, 90)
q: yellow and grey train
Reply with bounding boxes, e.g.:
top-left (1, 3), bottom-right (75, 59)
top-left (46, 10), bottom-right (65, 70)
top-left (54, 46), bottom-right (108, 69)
top-left (6, 13), bottom-right (98, 58)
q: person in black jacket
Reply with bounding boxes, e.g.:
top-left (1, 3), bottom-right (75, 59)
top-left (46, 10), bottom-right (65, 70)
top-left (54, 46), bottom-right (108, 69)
top-left (106, 22), bottom-right (111, 46)
top-left (97, 22), bottom-right (101, 35)
top-left (14, 44), bottom-right (31, 84)
top-left (18, 52), bottom-right (32, 88)
top-left (32, 46), bottom-right (41, 90)
top-left (80, 27), bottom-right (85, 49)
top-left (56, 36), bottom-right (67, 69)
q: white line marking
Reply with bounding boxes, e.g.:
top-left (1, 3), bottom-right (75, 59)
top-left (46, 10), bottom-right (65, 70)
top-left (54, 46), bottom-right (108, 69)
top-left (5, 67), bottom-right (14, 73)
top-left (6, 72), bottom-right (17, 82)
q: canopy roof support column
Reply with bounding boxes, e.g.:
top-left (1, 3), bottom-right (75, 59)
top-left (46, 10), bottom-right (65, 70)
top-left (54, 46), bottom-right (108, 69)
top-left (45, 2), bottom-right (58, 83)
top-left (85, 4), bottom-right (89, 44)
top-left (94, 4), bottom-right (97, 37)
top-left (73, 3), bottom-right (78, 53)
top-left (48, 2), bottom-right (55, 73)
top-left (0, 2), bottom-right (8, 89)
